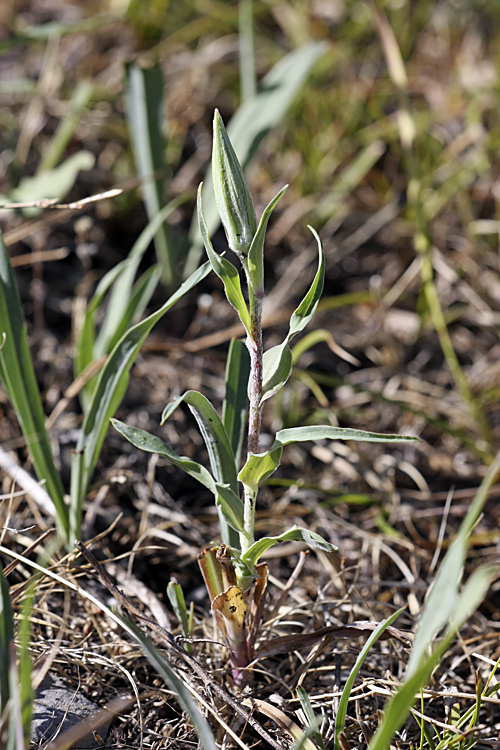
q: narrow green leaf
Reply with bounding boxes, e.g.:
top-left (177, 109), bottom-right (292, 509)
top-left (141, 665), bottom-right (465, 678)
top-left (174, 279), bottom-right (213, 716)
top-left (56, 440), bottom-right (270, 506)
top-left (296, 687), bottom-right (325, 750)
top-left (162, 391), bottom-right (238, 491)
top-left (0, 232), bottom-right (68, 540)
top-left (0, 564), bottom-right (14, 714)
top-left (197, 185), bottom-right (252, 333)
top-left (111, 420), bottom-right (216, 493)
top-left (242, 526), bottom-right (337, 569)
top-left (238, 446), bottom-right (283, 491)
top-left (261, 227), bottom-right (325, 403)
top-left (273, 425), bottom-right (420, 447)
top-left (369, 454), bottom-right (500, 749)
top-left (406, 449), bottom-right (500, 679)
top-left (405, 536), bottom-right (465, 680)
top-left (166, 580), bottom-right (191, 654)
top-left (215, 483), bottom-right (245, 532)
top-left (222, 338), bottom-right (250, 469)
top-left (105, 265), bottom-right (161, 354)
top-left (18, 577), bottom-right (35, 745)
top-left (70, 260), bottom-right (211, 541)
top-left (247, 185), bottom-right (288, 291)
top-left (75, 262), bottom-right (125, 387)
top-left (288, 228), bottom-right (325, 337)
top-left (185, 42), bottom-right (327, 276)
top-left (126, 63), bottom-right (175, 287)
top-left (334, 607), bottom-right (406, 750)
top-left (7, 641), bottom-right (23, 750)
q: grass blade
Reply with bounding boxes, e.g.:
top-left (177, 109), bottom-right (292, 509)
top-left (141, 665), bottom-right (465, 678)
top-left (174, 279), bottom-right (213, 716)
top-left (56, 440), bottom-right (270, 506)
top-left (126, 63), bottom-right (175, 288)
top-left (406, 448), bottom-right (500, 679)
top-left (18, 577), bottom-right (35, 746)
top-left (369, 451), bottom-right (500, 748)
top-left (94, 198), bottom-right (185, 359)
top-left (334, 607), bottom-right (406, 750)
top-left (296, 687), bottom-right (325, 750)
top-left (0, 232), bottom-right (68, 540)
top-left (369, 565), bottom-right (498, 750)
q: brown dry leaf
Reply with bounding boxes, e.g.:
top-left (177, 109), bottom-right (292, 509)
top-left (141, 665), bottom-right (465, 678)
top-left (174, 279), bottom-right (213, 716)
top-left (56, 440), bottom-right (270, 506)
top-left (257, 620), bottom-right (412, 660)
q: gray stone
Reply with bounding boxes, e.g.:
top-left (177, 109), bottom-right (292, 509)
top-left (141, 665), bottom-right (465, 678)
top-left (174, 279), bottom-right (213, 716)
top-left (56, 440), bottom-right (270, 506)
top-left (31, 675), bottom-right (111, 749)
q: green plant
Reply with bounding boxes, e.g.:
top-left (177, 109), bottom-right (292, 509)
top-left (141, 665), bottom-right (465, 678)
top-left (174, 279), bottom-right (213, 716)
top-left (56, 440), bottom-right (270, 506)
top-left (112, 110), bottom-right (419, 688)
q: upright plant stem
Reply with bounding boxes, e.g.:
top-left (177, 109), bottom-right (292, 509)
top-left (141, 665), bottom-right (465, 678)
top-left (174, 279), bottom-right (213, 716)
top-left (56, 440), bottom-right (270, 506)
top-left (242, 274), bottom-right (264, 554)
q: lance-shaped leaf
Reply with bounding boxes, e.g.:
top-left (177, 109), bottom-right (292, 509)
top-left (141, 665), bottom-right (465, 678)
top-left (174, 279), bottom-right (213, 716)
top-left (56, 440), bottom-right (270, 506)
top-left (241, 526), bottom-right (337, 570)
top-left (111, 420), bottom-right (216, 493)
top-left (162, 390), bottom-right (240, 546)
top-left (246, 185), bottom-right (288, 292)
top-left (239, 426), bottom-right (419, 494)
top-left (162, 391), bottom-right (238, 490)
top-left (273, 425), bottom-right (421, 447)
top-left (198, 185), bottom-right (251, 334)
top-left (260, 226), bottom-right (325, 403)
